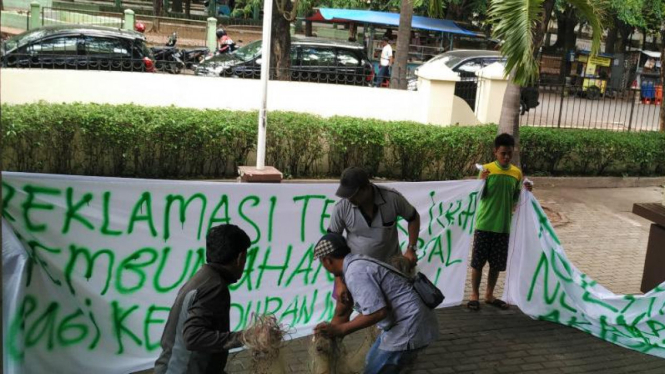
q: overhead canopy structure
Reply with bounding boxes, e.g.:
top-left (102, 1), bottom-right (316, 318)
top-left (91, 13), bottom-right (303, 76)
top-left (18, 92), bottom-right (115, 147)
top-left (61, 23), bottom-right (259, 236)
top-left (641, 50), bottom-right (661, 59)
top-left (307, 8), bottom-right (480, 37)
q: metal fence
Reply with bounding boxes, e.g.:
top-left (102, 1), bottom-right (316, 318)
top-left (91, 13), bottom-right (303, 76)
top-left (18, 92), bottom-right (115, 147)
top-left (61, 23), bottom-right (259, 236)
top-left (272, 68), bottom-right (375, 86)
top-left (42, 7), bottom-right (124, 28)
top-left (519, 83), bottom-right (661, 132)
top-left (3, 53), bottom-right (155, 73)
top-left (38, 7), bottom-right (208, 47)
top-left (135, 15), bottom-right (207, 47)
top-left (122, 6), bottom-right (264, 27)
top-left (194, 65), bottom-right (377, 87)
top-left (455, 77), bottom-right (480, 112)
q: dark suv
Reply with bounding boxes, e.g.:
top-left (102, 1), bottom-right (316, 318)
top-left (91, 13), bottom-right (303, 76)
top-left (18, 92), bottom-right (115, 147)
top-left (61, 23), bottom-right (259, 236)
top-left (195, 37), bottom-right (374, 86)
top-left (2, 25), bottom-right (155, 72)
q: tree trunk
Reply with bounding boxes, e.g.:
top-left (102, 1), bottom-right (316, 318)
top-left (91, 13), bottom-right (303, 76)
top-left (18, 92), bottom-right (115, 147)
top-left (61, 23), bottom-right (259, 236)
top-left (544, 32), bottom-right (551, 50)
top-left (270, 0), bottom-right (292, 81)
top-left (563, 18), bottom-right (577, 53)
top-left (557, 14), bottom-right (578, 77)
top-left (660, 29), bottom-right (665, 132)
top-left (618, 22), bottom-right (632, 53)
top-left (551, 15), bottom-right (566, 51)
top-left (172, 0), bottom-right (183, 13)
top-left (390, 0), bottom-right (413, 89)
top-left (305, 21), bottom-right (313, 36)
top-left (185, 0), bottom-right (191, 16)
top-left (606, 26), bottom-right (617, 54)
top-left (497, 0), bottom-right (555, 167)
top-left (152, 0), bottom-right (162, 31)
top-left (444, 0), bottom-right (466, 20)
top-left (533, 0), bottom-right (556, 52)
top-left (153, 0), bottom-right (162, 16)
top-left (498, 78), bottom-right (522, 165)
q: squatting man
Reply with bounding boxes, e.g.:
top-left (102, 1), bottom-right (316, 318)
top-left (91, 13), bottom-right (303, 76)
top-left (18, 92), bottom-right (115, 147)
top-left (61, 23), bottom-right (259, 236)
top-left (313, 233), bottom-right (438, 373)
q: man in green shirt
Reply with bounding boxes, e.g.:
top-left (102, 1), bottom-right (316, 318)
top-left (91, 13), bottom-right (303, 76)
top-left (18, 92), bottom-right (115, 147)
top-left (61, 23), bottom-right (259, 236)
top-left (467, 133), bottom-right (532, 311)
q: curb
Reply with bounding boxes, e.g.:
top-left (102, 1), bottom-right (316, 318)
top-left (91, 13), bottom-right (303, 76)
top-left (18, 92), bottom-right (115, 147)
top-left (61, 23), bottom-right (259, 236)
top-left (529, 177), bottom-right (665, 189)
top-left (281, 177), bottom-right (665, 189)
top-left (209, 176), bottom-right (665, 189)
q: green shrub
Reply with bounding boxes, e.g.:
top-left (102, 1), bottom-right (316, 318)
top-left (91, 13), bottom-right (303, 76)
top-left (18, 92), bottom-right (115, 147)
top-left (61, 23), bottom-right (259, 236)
top-left (386, 121), bottom-right (440, 180)
top-left (266, 112), bottom-right (324, 178)
top-left (325, 117), bottom-right (386, 177)
top-left (521, 127), bottom-right (577, 175)
top-left (428, 125), bottom-right (496, 180)
top-left (1, 103), bottom-right (664, 180)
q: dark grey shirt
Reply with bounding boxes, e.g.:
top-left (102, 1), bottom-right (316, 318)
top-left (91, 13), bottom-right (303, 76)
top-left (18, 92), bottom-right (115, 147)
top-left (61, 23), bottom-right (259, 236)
top-left (154, 264), bottom-right (242, 374)
top-left (343, 254), bottom-right (439, 351)
top-left (328, 184), bottom-right (417, 263)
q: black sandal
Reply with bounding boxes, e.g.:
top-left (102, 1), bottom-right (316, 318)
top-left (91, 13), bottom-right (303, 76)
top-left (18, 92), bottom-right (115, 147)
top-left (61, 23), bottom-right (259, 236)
top-left (467, 300), bottom-right (480, 311)
top-left (486, 298), bottom-right (509, 310)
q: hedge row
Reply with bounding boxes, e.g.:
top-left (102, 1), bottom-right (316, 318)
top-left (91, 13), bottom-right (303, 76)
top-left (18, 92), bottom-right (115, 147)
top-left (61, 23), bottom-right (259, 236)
top-left (2, 103), bottom-right (664, 180)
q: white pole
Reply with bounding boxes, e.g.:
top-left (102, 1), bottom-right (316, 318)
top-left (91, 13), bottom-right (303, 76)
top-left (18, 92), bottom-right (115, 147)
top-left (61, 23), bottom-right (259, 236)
top-left (256, 0), bottom-right (274, 170)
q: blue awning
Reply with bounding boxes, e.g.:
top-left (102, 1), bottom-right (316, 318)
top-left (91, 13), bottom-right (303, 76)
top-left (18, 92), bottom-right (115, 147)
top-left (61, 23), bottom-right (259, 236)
top-left (312, 8), bottom-right (479, 37)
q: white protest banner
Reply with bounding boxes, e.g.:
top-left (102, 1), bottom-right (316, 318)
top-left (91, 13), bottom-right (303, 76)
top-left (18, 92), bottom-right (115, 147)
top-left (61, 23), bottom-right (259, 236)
top-left (2, 172), bottom-right (483, 374)
top-left (504, 190), bottom-right (665, 359)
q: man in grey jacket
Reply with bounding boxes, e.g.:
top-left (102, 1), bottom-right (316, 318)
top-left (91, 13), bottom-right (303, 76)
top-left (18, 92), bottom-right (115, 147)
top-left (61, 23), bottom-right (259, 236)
top-left (154, 224), bottom-right (251, 374)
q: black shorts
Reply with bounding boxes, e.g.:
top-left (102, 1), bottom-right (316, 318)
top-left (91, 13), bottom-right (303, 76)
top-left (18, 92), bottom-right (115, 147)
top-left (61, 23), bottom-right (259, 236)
top-left (471, 230), bottom-right (510, 271)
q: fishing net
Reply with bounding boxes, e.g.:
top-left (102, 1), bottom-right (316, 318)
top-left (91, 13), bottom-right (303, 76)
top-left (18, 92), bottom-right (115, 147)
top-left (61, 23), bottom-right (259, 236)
top-left (390, 255), bottom-right (416, 278)
top-left (240, 314), bottom-right (288, 374)
top-left (309, 325), bottom-right (381, 374)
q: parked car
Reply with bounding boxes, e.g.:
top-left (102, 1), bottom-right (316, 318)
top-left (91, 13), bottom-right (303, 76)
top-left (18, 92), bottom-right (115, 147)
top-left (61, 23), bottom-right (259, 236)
top-left (1, 25), bottom-right (155, 72)
top-left (195, 37), bottom-right (374, 86)
top-left (408, 50), bottom-right (539, 114)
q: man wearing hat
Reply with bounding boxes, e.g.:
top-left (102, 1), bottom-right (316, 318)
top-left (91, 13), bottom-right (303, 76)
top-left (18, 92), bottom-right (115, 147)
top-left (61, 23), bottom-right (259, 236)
top-left (313, 233), bottom-right (438, 373)
top-left (328, 166), bottom-right (420, 322)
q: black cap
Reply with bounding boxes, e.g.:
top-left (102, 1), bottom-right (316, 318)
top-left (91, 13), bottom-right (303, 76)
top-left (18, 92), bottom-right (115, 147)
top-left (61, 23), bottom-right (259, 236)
top-left (382, 36), bottom-right (389, 42)
top-left (336, 167), bottom-right (370, 199)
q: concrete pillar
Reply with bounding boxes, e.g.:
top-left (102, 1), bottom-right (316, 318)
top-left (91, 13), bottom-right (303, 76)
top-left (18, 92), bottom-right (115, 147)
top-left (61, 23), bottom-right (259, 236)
top-left (474, 62), bottom-right (509, 124)
top-left (29, 2), bottom-right (41, 30)
top-left (416, 62), bottom-right (460, 126)
top-left (206, 17), bottom-right (217, 52)
top-left (123, 9), bottom-right (135, 31)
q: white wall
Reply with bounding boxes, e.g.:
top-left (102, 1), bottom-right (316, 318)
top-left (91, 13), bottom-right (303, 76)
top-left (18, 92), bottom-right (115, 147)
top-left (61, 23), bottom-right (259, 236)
top-left (0, 69), bottom-right (487, 126)
top-left (0, 69), bottom-right (428, 122)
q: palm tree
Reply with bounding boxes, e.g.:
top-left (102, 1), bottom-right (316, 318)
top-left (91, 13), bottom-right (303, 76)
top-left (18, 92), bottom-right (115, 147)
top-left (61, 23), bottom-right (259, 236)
top-left (489, 0), bottom-right (603, 165)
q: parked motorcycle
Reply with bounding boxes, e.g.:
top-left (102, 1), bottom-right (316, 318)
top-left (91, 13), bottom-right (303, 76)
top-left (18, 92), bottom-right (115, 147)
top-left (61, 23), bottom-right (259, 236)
top-left (175, 47), bottom-right (210, 70)
top-left (215, 28), bottom-right (238, 55)
top-left (150, 32), bottom-right (185, 74)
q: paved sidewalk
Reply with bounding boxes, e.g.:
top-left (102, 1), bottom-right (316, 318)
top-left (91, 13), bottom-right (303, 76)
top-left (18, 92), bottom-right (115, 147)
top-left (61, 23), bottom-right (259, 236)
top-left (223, 185), bottom-right (665, 374)
top-left (531, 185), bottom-right (662, 296)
